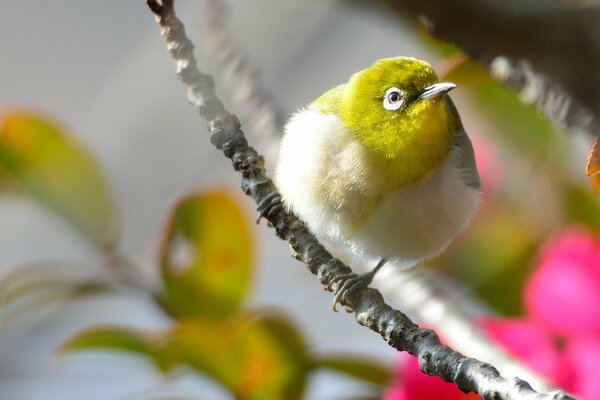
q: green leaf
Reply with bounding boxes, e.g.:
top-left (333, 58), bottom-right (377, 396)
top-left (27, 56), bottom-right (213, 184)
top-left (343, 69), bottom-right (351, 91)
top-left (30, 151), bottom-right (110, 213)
top-left (256, 314), bottom-right (309, 396)
top-left (0, 113), bottom-right (120, 248)
top-left (0, 262), bottom-right (111, 321)
top-left (438, 55), bottom-right (490, 86)
top-left (418, 29), bottom-right (462, 59)
top-left (60, 315), bottom-right (309, 399)
top-left (158, 317), bottom-right (307, 400)
top-left (443, 208), bottom-right (538, 316)
top-left (312, 355), bottom-right (391, 387)
top-left (160, 191), bottom-right (254, 319)
top-left (61, 326), bottom-right (154, 356)
top-left (565, 186), bottom-right (600, 233)
top-left (259, 314), bottom-right (308, 364)
top-left (470, 81), bottom-right (558, 155)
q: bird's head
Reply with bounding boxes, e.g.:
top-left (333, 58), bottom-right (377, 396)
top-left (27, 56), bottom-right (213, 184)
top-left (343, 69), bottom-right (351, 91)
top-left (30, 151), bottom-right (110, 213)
top-left (334, 57), bottom-right (459, 185)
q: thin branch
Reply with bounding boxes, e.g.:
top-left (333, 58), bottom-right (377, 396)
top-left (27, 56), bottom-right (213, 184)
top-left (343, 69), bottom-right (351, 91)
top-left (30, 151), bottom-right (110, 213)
top-left (145, 1), bottom-right (575, 399)
top-left (488, 56), bottom-right (598, 137)
top-left (197, 0), bottom-right (284, 159)
top-left (378, 268), bottom-right (554, 392)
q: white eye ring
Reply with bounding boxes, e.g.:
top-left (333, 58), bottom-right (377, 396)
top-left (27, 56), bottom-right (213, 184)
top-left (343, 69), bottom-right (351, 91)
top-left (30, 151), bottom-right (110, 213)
top-left (383, 87), bottom-right (404, 111)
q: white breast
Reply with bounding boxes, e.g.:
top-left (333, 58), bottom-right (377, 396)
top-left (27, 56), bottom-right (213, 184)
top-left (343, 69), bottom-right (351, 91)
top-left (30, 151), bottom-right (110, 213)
top-left (275, 108), bottom-right (480, 267)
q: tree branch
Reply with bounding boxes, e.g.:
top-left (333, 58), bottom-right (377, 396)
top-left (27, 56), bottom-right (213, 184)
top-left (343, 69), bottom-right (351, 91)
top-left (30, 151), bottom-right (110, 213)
top-left (378, 268), bottom-right (554, 392)
top-left (197, 0), bottom-right (284, 161)
top-left (145, 1), bottom-right (575, 399)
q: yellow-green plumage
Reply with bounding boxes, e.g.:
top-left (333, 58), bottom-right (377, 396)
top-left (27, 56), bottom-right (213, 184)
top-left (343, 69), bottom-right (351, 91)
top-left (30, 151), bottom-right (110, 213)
top-left (275, 56), bottom-right (480, 270)
top-left (313, 58), bottom-right (457, 189)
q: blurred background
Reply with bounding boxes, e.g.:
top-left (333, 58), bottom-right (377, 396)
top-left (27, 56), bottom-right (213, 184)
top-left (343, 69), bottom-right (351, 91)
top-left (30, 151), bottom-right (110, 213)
top-left (1, 1), bottom-right (600, 399)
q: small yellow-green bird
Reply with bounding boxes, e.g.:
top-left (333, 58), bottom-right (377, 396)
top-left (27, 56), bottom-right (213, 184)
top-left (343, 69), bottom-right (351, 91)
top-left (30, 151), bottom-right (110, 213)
top-left (268, 56), bottom-right (481, 309)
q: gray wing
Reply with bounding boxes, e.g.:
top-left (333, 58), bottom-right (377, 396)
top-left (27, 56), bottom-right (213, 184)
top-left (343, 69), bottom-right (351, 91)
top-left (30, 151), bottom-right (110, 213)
top-left (453, 130), bottom-right (481, 190)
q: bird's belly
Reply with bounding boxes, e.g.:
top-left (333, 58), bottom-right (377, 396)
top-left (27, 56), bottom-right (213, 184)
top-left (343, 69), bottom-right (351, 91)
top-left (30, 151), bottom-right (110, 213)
top-left (275, 109), bottom-right (479, 266)
top-left (314, 149), bottom-right (479, 266)
top-left (347, 156), bottom-right (480, 265)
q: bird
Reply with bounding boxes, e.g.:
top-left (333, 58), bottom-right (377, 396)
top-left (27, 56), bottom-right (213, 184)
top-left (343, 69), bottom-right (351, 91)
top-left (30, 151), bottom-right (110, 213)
top-left (262, 56), bottom-right (481, 311)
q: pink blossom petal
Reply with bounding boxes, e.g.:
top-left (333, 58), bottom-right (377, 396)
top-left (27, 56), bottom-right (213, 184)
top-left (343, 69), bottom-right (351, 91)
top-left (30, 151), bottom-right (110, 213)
top-left (479, 317), bottom-right (569, 387)
top-left (382, 386), bottom-right (409, 400)
top-left (536, 228), bottom-right (600, 281)
top-left (386, 354), bottom-right (475, 400)
top-left (564, 336), bottom-right (600, 399)
top-left (525, 255), bottom-right (600, 337)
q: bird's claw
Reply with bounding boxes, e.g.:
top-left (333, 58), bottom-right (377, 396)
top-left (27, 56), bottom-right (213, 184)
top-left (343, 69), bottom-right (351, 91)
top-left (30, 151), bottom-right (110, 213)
top-left (326, 273), bottom-right (351, 292)
top-left (256, 192), bottom-right (283, 224)
top-left (330, 272), bottom-right (375, 313)
top-left (327, 259), bottom-right (387, 312)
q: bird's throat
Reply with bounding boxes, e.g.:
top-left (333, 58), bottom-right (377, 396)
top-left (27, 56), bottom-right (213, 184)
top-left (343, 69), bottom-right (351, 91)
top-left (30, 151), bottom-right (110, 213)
top-left (360, 101), bottom-right (454, 188)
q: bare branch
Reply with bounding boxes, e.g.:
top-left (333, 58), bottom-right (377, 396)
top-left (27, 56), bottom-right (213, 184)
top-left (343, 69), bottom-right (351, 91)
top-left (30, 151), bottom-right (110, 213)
top-left (488, 56), bottom-right (598, 137)
top-left (145, 1), bottom-right (575, 399)
top-left (378, 268), bottom-right (554, 392)
top-left (198, 0), bottom-right (284, 158)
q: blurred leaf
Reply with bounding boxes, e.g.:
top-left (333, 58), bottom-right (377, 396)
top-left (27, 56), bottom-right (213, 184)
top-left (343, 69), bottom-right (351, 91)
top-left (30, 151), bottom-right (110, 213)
top-left (0, 262), bottom-right (111, 320)
top-left (312, 355), bottom-right (391, 387)
top-left (160, 191), bottom-right (253, 319)
top-left (438, 54), bottom-right (490, 86)
top-left (61, 326), bottom-right (154, 356)
top-left (445, 209), bottom-right (538, 315)
top-left (256, 314), bottom-right (309, 396)
top-left (565, 186), bottom-right (600, 232)
top-left (470, 81), bottom-right (558, 156)
top-left (62, 316), bottom-right (307, 399)
top-left (0, 113), bottom-right (119, 248)
top-left (259, 314), bottom-right (308, 364)
top-left (435, 50), bottom-right (561, 159)
top-left (158, 317), bottom-right (306, 400)
top-left (417, 28), bottom-right (462, 59)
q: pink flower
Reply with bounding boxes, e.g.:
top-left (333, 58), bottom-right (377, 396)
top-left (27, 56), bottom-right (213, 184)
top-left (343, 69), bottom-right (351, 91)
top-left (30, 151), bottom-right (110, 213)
top-left (524, 227), bottom-right (600, 337)
top-left (479, 317), bottom-right (570, 389)
top-left (384, 354), bottom-right (479, 400)
top-left (482, 227), bottom-right (600, 398)
top-left (387, 227), bottom-right (600, 399)
top-left (564, 336), bottom-right (600, 399)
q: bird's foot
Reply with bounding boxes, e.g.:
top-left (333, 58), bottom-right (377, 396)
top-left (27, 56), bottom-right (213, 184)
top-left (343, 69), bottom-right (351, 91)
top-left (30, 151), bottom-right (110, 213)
top-left (256, 192), bottom-right (283, 224)
top-left (328, 258), bottom-right (387, 312)
top-left (330, 270), bottom-right (377, 313)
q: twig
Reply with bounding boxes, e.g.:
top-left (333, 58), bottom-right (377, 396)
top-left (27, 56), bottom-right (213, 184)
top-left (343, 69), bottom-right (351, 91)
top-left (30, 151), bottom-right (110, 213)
top-left (489, 56), bottom-right (597, 137)
top-left (197, 0), bottom-right (283, 160)
top-left (145, 1), bottom-right (575, 399)
top-left (378, 268), bottom-right (554, 392)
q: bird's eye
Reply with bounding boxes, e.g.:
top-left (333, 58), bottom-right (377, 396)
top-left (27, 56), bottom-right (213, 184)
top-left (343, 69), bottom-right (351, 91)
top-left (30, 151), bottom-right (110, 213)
top-left (383, 87), bottom-right (404, 111)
